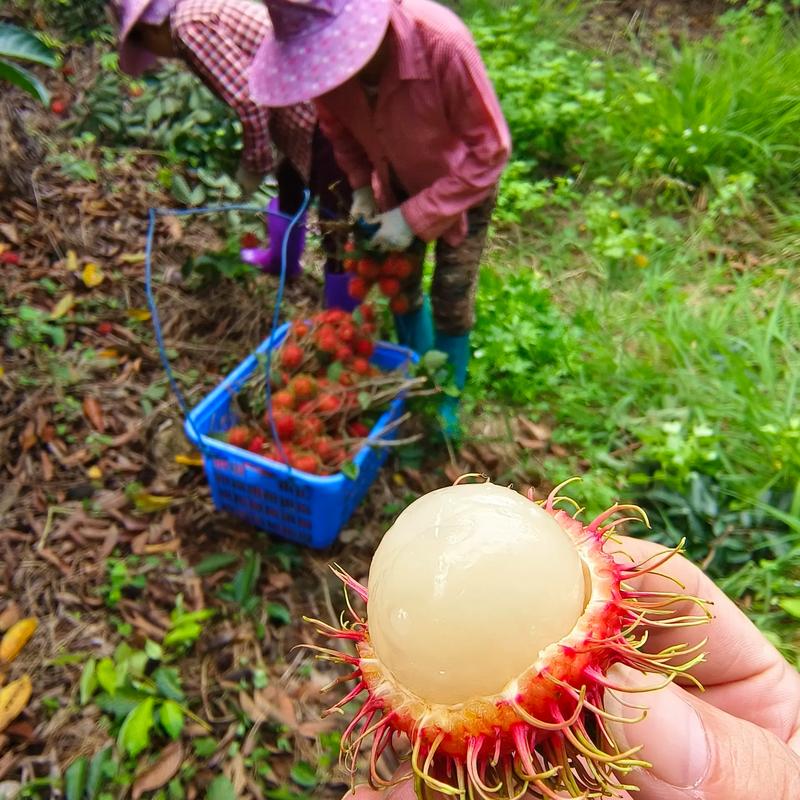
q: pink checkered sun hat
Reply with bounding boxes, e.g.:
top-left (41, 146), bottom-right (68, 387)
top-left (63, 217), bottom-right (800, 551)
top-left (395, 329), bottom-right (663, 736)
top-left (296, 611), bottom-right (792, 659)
top-left (111, 0), bottom-right (179, 76)
top-left (249, 0), bottom-right (392, 107)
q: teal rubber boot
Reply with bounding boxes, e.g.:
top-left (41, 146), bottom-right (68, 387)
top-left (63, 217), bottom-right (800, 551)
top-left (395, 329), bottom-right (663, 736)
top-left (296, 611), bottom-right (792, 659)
top-left (394, 296), bottom-right (434, 356)
top-left (434, 331), bottom-right (470, 441)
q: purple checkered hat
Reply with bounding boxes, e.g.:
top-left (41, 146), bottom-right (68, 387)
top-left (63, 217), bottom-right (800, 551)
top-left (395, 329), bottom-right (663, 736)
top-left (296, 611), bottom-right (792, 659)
top-left (249, 0), bottom-right (392, 107)
top-left (111, 0), bottom-right (179, 76)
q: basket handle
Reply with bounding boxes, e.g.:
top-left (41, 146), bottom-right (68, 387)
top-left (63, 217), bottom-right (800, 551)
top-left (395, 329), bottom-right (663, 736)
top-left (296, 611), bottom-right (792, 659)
top-left (144, 194), bottom-right (311, 455)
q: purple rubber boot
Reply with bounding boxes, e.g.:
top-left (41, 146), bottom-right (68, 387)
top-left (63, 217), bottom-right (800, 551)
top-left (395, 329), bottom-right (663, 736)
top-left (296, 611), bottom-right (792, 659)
top-left (323, 268), bottom-right (360, 312)
top-left (240, 197), bottom-right (306, 279)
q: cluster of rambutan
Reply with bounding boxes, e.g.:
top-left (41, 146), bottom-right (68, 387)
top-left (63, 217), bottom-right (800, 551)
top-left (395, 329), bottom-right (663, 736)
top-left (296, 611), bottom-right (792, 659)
top-left (343, 241), bottom-right (417, 314)
top-left (220, 307), bottom-right (385, 475)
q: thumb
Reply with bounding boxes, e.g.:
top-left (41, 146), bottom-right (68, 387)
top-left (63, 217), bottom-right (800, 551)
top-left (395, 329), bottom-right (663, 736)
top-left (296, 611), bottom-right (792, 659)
top-left (605, 665), bottom-right (800, 800)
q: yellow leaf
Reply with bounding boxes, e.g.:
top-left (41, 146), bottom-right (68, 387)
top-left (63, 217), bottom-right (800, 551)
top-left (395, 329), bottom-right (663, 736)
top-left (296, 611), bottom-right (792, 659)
top-left (119, 252), bottom-right (146, 264)
top-left (0, 675), bottom-right (32, 733)
top-left (175, 453), bottom-right (203, 467)
top-left (97, 348), bottom-right (119, 359)
top-left (132, 491), bottom-right (174, 513)
top-left (50, 292), bottom-right (75, 320)
top-left (87, 465), bottom-right (103, 481)
top-left (127, 308), bottom-right (151, 322)
top-left (0, 366), bottom-right (4, 379)
top-left (66, 249), bottom-right (79, 272)
top-left (82, 262), bottom-right (105, 288)
top-left (0, 618), bottom-right (37, 663)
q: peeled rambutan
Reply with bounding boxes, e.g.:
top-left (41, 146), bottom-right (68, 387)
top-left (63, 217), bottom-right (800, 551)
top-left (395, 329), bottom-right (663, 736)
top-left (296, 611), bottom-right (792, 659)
top-left (307, 478), bottom-right (710, 800)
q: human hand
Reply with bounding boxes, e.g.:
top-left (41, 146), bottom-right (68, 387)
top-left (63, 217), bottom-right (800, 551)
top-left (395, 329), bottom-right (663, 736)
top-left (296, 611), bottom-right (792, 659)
top-left (340, 537), bottom-right (800, 800)
top-left (370, 208), bottom-right (414, 252)
top-left (350, 185), bottom-right (379, 222)
top-left (236, 163), bottom-right (263, 198)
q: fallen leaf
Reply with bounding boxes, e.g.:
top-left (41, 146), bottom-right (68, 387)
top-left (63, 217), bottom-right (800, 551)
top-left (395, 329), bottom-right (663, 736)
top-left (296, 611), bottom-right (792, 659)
top-left (163, 216), bottom-right (183, 242)
top-left (65, 250), bottom-right (79, 272)
top-left (174, 453), bottom-right (203, 467)
top-left (0, 676), bottom-right (32, 733)
top-left (97, 349), bottom-right (119, 359)
top-left (126, 308), bottom-right (151, 322)
top-left (0, 605), bottom-right (20, 633)
top-left (50, 293), bottom-right (75, 320)
top-left (40, 451), bottom-right (54, 482)
top-left (131, 741), bottom-right (183, 799)
top-left (19, 421), bottom-right (36, 452)
top-left (0, 223), bottom-right (19, 244)
top-left (119, 252), bottom-right (146, 264)
top-left (131, 492), bottom-right (174, 514)
top-left (0, 619), bottom-right (37, 664)
top-left (82, 396), bottom-right (105, 432)
top-left (517, 418), bottom-right (552, 442)
top-left (82, 262), bottom-right (104, 288)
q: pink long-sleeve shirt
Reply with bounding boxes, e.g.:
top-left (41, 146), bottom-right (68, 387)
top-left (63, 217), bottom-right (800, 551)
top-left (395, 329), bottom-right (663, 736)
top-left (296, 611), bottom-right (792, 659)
top-left (315, 0), bottom-right (510, 246)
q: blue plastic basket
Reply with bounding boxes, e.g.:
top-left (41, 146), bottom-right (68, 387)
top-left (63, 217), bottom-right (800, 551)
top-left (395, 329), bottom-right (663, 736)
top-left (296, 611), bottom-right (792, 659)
top-left (184, 322), bottom-right (418, 549)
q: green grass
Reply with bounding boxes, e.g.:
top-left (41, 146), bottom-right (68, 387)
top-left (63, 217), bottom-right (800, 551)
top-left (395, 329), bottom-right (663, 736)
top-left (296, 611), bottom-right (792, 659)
top-left (597, 8), bottom-right (800, 187)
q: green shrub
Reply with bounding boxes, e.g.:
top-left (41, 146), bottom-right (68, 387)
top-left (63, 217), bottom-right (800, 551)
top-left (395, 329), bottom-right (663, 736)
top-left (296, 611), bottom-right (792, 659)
top-left (72, 57), bottom-right (243, 204)
top-left (472, 4), bottom-right (602, 169)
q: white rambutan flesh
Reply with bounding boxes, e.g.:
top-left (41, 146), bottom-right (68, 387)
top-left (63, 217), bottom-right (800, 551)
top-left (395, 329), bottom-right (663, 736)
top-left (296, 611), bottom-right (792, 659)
top-left (368, 482), bottom-right (586, 705)
top-left (307, 478), bottom-right (711, 799)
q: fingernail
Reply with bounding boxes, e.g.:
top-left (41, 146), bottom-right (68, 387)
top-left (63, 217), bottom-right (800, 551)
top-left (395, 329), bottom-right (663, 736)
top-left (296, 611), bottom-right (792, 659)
top-left (605, 664), bottom-right (710, 789)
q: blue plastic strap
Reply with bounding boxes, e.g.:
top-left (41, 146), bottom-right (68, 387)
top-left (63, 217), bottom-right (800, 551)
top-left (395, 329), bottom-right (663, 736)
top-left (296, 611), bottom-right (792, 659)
top-left (144, 194), bottom-right (311, 457)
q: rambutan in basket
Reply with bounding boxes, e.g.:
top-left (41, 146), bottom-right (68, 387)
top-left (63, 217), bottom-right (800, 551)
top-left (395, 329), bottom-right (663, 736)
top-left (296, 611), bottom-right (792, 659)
top-left (183, 322), bottom-right (416, 548)
top-left (145, 198), bottom-right (417, 549)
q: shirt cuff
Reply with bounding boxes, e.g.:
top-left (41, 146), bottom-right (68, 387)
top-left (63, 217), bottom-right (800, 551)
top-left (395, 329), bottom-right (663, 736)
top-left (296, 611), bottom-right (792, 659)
top-left (346, 168), bottom-right (373, 196)
top-left (400, 195), bottom-right (442, 243)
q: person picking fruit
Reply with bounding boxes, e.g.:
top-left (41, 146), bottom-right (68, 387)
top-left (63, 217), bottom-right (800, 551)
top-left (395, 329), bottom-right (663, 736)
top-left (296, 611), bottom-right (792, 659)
top-left (110, 0), bottom-right (358, 308)
top-left (249, 0), bottom-right (510, 437)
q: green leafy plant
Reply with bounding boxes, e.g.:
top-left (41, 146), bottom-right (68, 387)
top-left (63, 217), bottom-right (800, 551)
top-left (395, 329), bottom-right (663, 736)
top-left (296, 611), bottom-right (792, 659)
top-left (99, 557), bottom-right (147, 609)
top-left (72, 59), bottom-right (243, 205)
top-left (218, 550), bottom-right (262, 614)
top-left (79, 599), bottom-right (210, 760)
top-left (0, 23), bottom-right (57, 103)
top-left (181, 236), bottom-right (258, 287)
top-left (2, 304), bottom-right (67, 349)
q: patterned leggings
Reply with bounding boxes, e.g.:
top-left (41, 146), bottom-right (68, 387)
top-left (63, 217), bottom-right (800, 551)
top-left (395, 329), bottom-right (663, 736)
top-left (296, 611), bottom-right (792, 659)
top-left (400, 189), bottom-right (496, 336)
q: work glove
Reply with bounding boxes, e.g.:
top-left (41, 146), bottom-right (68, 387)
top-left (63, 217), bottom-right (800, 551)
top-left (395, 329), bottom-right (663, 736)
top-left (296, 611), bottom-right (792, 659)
top-left (350, 185), bottom-right (378, 222)
top-left (236, 163), bottom-right (263, 199)
top-left (371, 207), bottom-right (414, 252)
